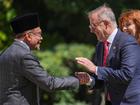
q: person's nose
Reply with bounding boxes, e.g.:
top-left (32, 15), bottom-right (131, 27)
top-left (122, 26), bottom-right (127, 32)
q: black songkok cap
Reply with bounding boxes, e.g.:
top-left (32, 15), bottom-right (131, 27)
top-left (10, 13), bottom-right (40, 34)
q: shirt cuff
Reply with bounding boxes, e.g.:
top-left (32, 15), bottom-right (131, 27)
top-left (95, 66), bottom-right (98, 75)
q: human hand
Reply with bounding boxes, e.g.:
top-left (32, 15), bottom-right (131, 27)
top-left (75, 57), bottom-right (96, 73)
top-left (75, 72), bottom-right (91, 85)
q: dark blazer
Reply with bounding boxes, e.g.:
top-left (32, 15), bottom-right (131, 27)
top-left (93, 29), bottom-right (140, 105)
top-left (0, 40), bottom-right (79, 105)
top-left (120, 47), bottom-right (140, 105)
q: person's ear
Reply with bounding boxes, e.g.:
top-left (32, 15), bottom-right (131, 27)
top-left (24, 33), bottom-right (32, 41)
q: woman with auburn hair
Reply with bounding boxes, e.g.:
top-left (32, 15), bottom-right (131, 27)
top-left (119, 9), bottom-right (140, 44)
top-left (119, 10), bottom-right (140, 105)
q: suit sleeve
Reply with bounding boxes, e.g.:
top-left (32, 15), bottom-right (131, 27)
top-left (21, 53), bottom-right (79, 92)
top-left (97, 38), bottom-right (139, 84)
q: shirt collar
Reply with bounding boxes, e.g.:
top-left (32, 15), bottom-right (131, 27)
top-left (107, 28), bottom-right (118, 44)
top-left (14, 39), bottom-right (30, 50)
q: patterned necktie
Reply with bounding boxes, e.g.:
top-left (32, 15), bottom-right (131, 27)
top-left (103, 41), bottom-right (109, 66)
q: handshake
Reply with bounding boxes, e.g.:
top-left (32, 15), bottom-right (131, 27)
top-left (75, 72), bottom-right (94, 86)
top-left (75, 57), bottom-right (96, 86)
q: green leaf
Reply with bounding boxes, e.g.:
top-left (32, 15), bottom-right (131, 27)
top-left (0, 31), bottom-right (7, 41)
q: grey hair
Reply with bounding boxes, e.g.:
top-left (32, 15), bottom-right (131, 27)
top-left (88, 4), bottom-right (117, 28)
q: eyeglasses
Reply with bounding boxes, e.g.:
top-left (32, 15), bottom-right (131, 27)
top-left (89, 21), bottom-right (104, 29)
top-left (27, 31), bottom-right (42, 38)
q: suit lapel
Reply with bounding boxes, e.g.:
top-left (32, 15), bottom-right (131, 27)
top-left (106, 30), bottom-right (120, 66)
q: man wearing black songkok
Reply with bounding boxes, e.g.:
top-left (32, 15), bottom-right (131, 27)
top-left (0, 13), bottom-right (92, 105)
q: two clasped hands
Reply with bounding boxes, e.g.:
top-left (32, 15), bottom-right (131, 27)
top-left (75, 57), bottom-right (96, 85)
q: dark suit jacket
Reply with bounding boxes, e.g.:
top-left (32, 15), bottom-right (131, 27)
top-left (93, 29), bottom-right (140, 105)
top-left (120, 47), bottom-right (140, 105)
top-left (0, 40), bottom-right (79, 105)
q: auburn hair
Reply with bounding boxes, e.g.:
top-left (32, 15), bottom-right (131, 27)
top-left (119, 10), bottom-right (140, 44)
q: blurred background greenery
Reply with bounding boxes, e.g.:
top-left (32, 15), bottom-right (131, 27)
top-left (1, 0), bottom-right (140, 105)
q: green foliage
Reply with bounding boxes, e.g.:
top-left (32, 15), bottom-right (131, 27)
top-left (54, 90), bottom-right (87, 105)
top-left (35, 43), bottom-right (94, 75)
top-left (35, 43), bottom-right (95, 104)
top-left (0, 0), bottom-right (16, 50)
top-left (0, 31), bottom-right (7, 48)
top-left (45, 0), bottom-right (92, 14)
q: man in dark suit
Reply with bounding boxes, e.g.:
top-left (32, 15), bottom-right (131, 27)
top-left (76, 4), bottom-right (140, 105)
top-left (0, 13), bottom-right (91, 105)
top-left (120, 49), bottom-right (140, 105)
